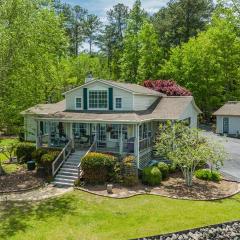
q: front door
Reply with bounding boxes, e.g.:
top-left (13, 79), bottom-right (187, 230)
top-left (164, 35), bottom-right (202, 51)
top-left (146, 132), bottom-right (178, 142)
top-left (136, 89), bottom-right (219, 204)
top-left (223, 117), bottom-right (229, 134)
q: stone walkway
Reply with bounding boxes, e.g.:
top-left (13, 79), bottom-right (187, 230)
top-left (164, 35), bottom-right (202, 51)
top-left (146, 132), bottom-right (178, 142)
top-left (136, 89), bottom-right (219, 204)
top-left (0, 185), bottom-right (73, 202)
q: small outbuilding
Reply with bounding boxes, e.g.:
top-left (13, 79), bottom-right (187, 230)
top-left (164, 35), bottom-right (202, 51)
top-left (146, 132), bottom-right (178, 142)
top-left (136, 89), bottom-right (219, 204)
top-left (213, 101), bottom-right (240, 135)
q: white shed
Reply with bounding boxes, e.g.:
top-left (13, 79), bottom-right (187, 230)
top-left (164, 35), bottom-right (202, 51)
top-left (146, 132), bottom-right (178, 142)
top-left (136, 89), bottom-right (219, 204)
top-left (213, 101), bottom-right (240, 135)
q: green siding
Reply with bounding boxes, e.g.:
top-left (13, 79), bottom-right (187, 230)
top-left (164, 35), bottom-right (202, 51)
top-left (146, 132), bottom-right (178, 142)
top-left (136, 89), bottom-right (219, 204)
top-left (109, 88), bottom-right (113, 110)
top-left (83, 88), bottom-right (88, 110)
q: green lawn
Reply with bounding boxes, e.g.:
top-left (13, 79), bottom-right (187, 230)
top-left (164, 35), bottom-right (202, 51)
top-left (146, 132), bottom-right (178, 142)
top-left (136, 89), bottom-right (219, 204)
top-left (0, 138), bottom-right (23, 174)
top-left (0, 191), bottom-right (239, 240)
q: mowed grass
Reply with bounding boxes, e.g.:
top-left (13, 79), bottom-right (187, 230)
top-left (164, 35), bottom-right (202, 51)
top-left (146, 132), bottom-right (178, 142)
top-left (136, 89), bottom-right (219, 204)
top-left (0, 138), bottom-right (23, 173)
top-left (0, 191), bottom-right (240, 240)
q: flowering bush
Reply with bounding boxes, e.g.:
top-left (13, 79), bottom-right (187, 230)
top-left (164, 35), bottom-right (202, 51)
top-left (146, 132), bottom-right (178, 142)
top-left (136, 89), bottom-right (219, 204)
top-left (143, 80), bottom-right (192, 96)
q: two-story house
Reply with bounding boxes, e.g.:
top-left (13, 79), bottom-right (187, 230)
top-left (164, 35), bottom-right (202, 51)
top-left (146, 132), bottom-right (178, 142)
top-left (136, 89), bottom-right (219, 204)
top-left (21, 78), bottom-right (201, 176)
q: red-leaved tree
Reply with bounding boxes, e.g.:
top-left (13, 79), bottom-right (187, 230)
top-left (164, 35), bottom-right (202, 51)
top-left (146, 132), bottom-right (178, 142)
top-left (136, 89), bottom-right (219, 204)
top-left (143, 80), bottom-right (192, 96)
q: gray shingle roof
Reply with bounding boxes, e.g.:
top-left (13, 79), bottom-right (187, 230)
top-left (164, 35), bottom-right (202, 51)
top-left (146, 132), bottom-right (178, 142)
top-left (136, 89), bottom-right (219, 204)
top-left (213, 101), bottom-right (240, 116)
top-left (21, 96), bottom-right (200, 123)
top-left (63, 79), bottom-right (165, 97)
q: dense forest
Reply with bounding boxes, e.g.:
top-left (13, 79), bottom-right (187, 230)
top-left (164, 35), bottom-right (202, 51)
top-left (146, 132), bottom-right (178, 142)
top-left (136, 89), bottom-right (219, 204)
top-left (0, 0), bottom-right (239, 133)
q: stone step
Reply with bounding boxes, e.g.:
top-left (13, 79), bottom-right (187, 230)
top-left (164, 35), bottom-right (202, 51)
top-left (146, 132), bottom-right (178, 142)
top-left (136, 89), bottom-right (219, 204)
top-left (63, 163), bottom-right (79, 167)
top-left (58, 170), bottom-right (79, 176)
top-left (53, 181), bottom-right (74, 187)
top-left (56, 174), bottom-right (78, 180)
top-left (60, 166), bottom-right (78, 171)
top-left (54, 177), bottom-right (76, 183)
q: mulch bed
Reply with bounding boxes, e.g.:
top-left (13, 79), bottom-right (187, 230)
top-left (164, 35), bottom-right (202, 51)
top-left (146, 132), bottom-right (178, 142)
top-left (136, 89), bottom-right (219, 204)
top-left (78, 172), bottom-right (240, 200)
top-left (0, 170), bottom-right (44, 193)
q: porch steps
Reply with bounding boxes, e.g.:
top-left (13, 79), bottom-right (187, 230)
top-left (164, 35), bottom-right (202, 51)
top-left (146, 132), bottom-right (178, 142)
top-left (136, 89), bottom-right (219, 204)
top-left (52, 150), bottom-right (86, 187)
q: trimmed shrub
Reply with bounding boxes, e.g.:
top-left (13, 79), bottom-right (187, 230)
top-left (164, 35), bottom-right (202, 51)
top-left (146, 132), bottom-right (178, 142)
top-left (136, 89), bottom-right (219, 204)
top-left (195, 169), bottom-right (221, 182)
top-left (168, 163), bottom-right (177, 173)
top-left (142, 166), bottom-right (162, 186)
top-left (157, 162), bottom-right (169, 180)
top-left (122, 155), bottom-right (138, 186)
top-left (39, 151), bottom-right (61, 176)
top-left (32, 148), bottom-right (48, 163)
top-left (16, 143), bottom-right (36, 163)
top-left (81, 152), bottom-right (116, 184)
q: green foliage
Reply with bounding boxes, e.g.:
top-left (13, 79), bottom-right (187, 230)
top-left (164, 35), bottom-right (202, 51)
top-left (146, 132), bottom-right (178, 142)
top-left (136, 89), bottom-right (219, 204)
top-left (39, 150), bottom-right (61, 176)
top-left (195, 169), bottom-right (222, 182)
top-left (16, 143), bottom-right (35, 163)
top-left (168, 163), bottom-right (177, 173)
top-left (157, 162), bottom-right (169, 180)
top-left (137, 21), bottom-right (163, 82)
top-left (120, 0), bottom-right (147, 83)
top-left (122, 155), bottom-right (138, 186)
top-left (152, 0), bottom-right (213, 53)
top-left (155, 121), bottom-right (226, 186)
top-left (31, 148), bottom-right (48, 163)
top-left (0, 0), bottom-right (68, 133)
top-left (142, 166), bottom-right (162, 186)
top-left (81, 152), bottom-right (116, 184)
top-left (160, 11), bottom-right (240, 118)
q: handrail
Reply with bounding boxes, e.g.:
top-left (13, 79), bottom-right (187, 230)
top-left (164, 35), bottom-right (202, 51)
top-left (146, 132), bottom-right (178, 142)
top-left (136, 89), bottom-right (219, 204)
top-left (77, 138), bottom-right (97, 179)
top-left (52, 139), bottom-right (72, 176)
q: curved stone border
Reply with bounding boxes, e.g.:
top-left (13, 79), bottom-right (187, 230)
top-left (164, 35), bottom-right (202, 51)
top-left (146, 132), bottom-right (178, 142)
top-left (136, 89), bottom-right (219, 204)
top-left (74, 183), bottom-right (240, 201)
top-left (0, 185), bottom-right (73, 202)
top-left (132, 220), bottom-right (240, 240)
top-left (0, 182), bottom-right (44, 195)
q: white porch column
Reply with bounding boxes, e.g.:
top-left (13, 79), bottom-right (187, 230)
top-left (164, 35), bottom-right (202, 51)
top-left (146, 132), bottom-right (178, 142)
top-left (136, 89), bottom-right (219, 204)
top-left (69, 122), bottom-right (74, 149)
top-left (120, 124), bottom-right (123, 155)
top-left (47, 121), bottom-right (51, 147)
top-left (35, 120), bottom-right (40, 149)
top-left (134, 124), bottom-right (140, 168)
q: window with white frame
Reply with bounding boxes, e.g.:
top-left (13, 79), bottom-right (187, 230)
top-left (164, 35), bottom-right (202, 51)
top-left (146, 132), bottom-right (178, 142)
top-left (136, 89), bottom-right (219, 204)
top-left (89, 90), bottom-right (108, 109)
top-left (75, 97), bottom-right (82, 109)
top-left (115, 98), bottom-right (122, 109)
top-left (110, 125), bottom-right (120, 140)
top-left (72, 123), bottom-right (87, 137)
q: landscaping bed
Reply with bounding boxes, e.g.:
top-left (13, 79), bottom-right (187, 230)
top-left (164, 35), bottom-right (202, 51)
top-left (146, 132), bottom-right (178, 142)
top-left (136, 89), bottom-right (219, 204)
top-left (0, 170), bottom-right (44, 193)
top-left (77, 172), bottom-right (240, 200)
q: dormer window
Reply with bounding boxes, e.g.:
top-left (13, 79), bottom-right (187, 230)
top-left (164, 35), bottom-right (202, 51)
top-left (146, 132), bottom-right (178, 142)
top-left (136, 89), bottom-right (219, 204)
top-left (89, 90), bottom-right (108, 109)
top-left (75, 97), bottom-right (82, 110)
top-left (115, 98), bottom-right (122, 109)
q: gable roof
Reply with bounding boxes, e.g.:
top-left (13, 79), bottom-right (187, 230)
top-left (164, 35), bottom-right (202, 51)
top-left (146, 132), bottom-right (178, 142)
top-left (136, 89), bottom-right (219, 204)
top-left (63, 79), bottom-right (164, 97)
top-left (21, 96), bottom-right (200, 123)
top-left (213, 101), bottom-right (240, 116)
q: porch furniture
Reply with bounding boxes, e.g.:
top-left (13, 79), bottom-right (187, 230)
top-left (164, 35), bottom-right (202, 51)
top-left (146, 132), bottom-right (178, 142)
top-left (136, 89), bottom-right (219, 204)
top-left (127, 137), bottom-right (135, 153)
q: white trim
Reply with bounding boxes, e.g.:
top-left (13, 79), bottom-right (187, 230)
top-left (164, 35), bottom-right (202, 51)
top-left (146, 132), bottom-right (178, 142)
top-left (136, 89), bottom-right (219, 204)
top-left (75, 97), bottom-right (82, 110)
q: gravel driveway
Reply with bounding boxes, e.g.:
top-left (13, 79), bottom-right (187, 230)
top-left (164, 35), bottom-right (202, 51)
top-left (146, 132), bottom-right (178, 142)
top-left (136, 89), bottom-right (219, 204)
top-left (202, 131), bottom-right (240, 182)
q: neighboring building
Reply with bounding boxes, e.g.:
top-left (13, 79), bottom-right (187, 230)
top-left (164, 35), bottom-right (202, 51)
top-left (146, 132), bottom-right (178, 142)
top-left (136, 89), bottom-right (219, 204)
top-left (21, 79), bottom-right (201, 170)
top-left (213, 101), bottom-right (240, 135)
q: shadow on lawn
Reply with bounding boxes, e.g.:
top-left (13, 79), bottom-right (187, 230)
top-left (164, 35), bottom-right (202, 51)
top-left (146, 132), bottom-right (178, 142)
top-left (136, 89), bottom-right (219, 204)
top-left (0, 195), bottom-right (78, 239)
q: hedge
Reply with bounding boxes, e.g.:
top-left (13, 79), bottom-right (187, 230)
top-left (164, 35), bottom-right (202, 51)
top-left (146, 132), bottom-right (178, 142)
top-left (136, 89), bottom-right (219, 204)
top-left (81, 152), bottom-right (116, 184)
top-left (142, 166), bottom-right (162, 186)
top-left (195, 169), bottom-right (221, 182)
top-left (16, 142), bottom-right (36, 163)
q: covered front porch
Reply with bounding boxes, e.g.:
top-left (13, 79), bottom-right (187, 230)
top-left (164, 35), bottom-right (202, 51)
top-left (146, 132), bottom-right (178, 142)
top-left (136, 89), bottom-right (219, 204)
top-left (36, 120), bottom-right (158, 159)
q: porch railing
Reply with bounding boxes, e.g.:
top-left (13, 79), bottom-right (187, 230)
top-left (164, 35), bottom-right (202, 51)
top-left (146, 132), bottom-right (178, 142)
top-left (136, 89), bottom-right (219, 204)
top-left (52, 139), bottom-right (72, 176)
top-left (139, 137), bottom-right (154, 153)
top-left (36, 134), bottom-right (49, 148)
top-left (77, 138), bottom-right (97, 179)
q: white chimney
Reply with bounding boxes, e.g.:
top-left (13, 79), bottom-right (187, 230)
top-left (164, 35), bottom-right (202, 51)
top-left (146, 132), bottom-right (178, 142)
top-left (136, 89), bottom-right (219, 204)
top-left (85, 72), bottom-right (94, 83)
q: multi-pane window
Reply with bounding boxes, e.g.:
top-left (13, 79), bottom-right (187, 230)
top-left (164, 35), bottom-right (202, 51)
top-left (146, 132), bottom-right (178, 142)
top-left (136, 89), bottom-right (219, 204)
top-left (110, 125), bottom-right (128, 140)
top-left (72, 123), bottom-right (87, 137)
top-left (75, 98), bottom-right (82, 109)
top-left (89, 90), bottom-right (108, 109)
top-left (115, 98), bottom-right (122, 109)
top-left (110, 125), bottom-right (120, 140)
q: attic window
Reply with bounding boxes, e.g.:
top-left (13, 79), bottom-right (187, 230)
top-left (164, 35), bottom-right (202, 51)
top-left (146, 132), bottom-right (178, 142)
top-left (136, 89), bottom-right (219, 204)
top-left (75, 97), bottom-right (82, 109)
top-left (115, 98), bottom-right (122, 109)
